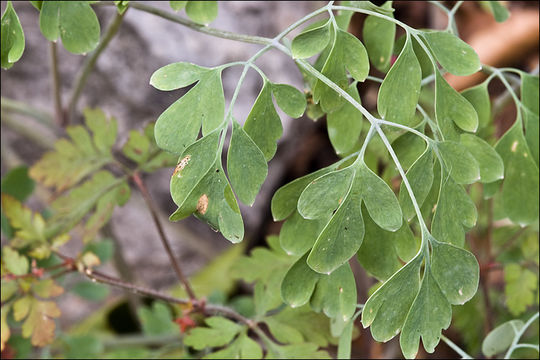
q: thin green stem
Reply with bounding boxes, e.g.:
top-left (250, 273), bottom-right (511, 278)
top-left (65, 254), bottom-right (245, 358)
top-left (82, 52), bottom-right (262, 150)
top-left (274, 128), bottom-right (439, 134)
top-left (1, 97), bottom-right (56, 130)
top-left (127, 1), bottom-right (273, 45)
top-left (67, 9), bottom-right (126, 122)
top-left (441, 334), bottom-right (473, 359)
top-left (49, 42), bottom-right (65, 127)
top-left (504, 312), bottom-right (540, 359)
top-left (512, 343), bottom-right (540, 352)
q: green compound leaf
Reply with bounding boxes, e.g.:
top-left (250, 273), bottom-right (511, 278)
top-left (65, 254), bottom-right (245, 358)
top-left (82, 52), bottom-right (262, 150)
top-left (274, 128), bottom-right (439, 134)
top-left (30, 108), bottom-right (116, 193)
top-left (432, 175), bottom-right (477, 247)
top-left (2, 246), bottom-right (29, 276)
top-left (482, 320), bottom-right (524, 357)
top-left (266, 342), bottom-right (330, 359)
top-left (122, 123), bottom-right (177, 173)
top-left (184, 316), bottom-right (242, 350)
top-left (357, 163), bottom-right (402, 232)
top-left (49, 171), bottom-right (129, 242)
top-left (280, 210), bottom-right (327, 256)
top-left (461, 82), bottom-right (491, 130)
top-left (291, 20), bottom-right (331, 59)
top-left (357, 207), bottom-right (416, 281)
top-left (150, 62), bottom-right (210, 91)
top-left (205, 331), bottom-right (263, 359)
top-left (281, 253), bottom-right (320, 308)
top-left (460, 134), bottom-right (504, 183)
top-left (155, 69), bottom-right (224, 155)
top-left (487, 1), bottom-right (510, 22)
top-left (361, 255), bottom-right (422, 342)
top-left (310, 263), bottom-right (357, 322)
top-left (504, 263), bottom-right (538, 316)
top-left (1, 194), bottom-right (46, 245)
top-left (137, 302), bottom-right (179, 336)
top-left (227, 121), bottom-right (268, 206)
top-left (521, 73), bottom-right (539, 166)
top-left (297, 167), bottom-right (355, 220)
top-left (307, 186), bottom-right (363, 274)
top-left (362, 1), bottom-right (395, 72)
top-left (437, 140), bottom-right (480, 184)
top-left (170, 161), bottom-right (244, 243)
top-left (271, 166), bottom-right (336, 221)
top-left (185, 1), bottom-right (218, 25)
top-left (169, 1), bottom-right (187, 11)
top-left (271, 83), bottom-right (307, 118)
top-left (39, 1), bottom-right (100, 54)
top-left (377, 34), bottom-right (421, 126)
top-left (399, 269), bottom-right (451, 359)
top-left (422, 30), bottom-right (481, 76)
top-left (313, 29), bottom-right (369, 112)
top-left (430, 239), bottom-right (479, 305)
top-left (393, 131), bottom-right (427, 169)
top-left (435, 71), bottom-right (479, 136)
top-left (244, 81), bottom-right (282, 161)
top-left (399, 148), bottom-right (434, 221)
top-left (327, 83), bottom-right (363, 155)
top-left (495, 121), bottom-right (539, 226)
top-left (170, 130), bottom-right (220, 208)
top-left (1, 1), bottom-right (25, 69)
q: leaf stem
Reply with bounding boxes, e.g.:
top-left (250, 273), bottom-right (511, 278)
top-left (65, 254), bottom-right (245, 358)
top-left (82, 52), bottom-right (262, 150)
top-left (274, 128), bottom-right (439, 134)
top-left (440, 334), bottom-right (473, 359)
top-left (0, 97), bottom-right (56, 130)
top-left (67, 9), bottom-right (126, 122)
top-left (131, 171), bottom-right (197, 302)
top-left (49, 42), bottom-right (65, 127)
top-left (504, 312), bottom-right (540, 359)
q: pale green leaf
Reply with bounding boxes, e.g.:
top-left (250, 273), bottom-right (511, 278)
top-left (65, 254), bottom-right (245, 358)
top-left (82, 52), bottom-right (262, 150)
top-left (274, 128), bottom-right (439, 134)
top-left (521, 73), bottom-right (539, 166)
top-left (137, 302), bottom-right (179, 336)
top-left (487, 1), bottom-right (510, 22)
top-left (377, 34), bottom-right (421, 126)
top-left (155, 69), bottom-right (224, 154)
top-left (170, 130), bottom-right (220, 208)
top-left (309, 263), bottom-right (357, 321)
top-left (291, 21), bottom-right (331, 59)
top-left (244, 81), bottom-right (282, 161)
top-left (71, 281), bottom-right (109, 301)
top-left (184, 316), bottom-right (242, 350)
top-left (271, 166), bottom-right (336, 221)
top-left (280, 210), bottom-right (326, 256)
top-left (307, 187), bottom-right (363, 274)
top-left (185, 1), bottom-right (218, 25)
top-left (461, 83), bottom-right (491, 129)
top-left (362, 1), bottom-right (395, 72)
top-left (40, 1), bottom-right (100, 54)
top-left (460, 134), bottom-right (504, 183)
top-left (482, 320), bottom-right (524, 357)
top-left (432, 175), bottom-right (477, 247)
top-left (227, 121), bottom-right (268, 205)
top-left (169, 1), bottom-right (187, 11)
top-left (399, 148), bottom-right (434, 221)
top-left (437, 140), bottom-right (480, 184)
top-left (504, 264), bottom-right (537, 316)
top-left (393, 131), bottom-right (427, 169)
top-left (435, 72), bottom-right (479, 136)
top-left (271, 83), bottom-right (307, 118)
top-left (327, 83), bottom-right (363, 154)
top-left (281, 253), bottom-right (320, 308)
top-left (1, 194), bottom-right (46, 244)
top-left (430, 239), bottom-right (479, 305)
top-left (266, 342), bottom-right (330, 359)
top-left (297, 167), bottom-right (355, 220)
top-left (150, 62), bottom-right (210, 91)
top-left (495, 121), bottom-right (539, 226)
top-left (2, 246), bottom-right (29, 276)
top-left (361, 255), bottom-right (422, 342)
top-left (422, 30), bottom-right (481, 76)
top-left (1, 1), bottom-right (25, 69)
top-left (400, 270), bottom-right (451, 359)
top-left (170, 161), bottom-right (244, 243)
top-left (357, 163), bottom-right (402, 231)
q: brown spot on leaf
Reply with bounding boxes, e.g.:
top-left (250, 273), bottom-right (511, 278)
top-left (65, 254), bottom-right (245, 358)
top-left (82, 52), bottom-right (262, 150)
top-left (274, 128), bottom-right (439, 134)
top-left (197, 194), bottom-right (208, 215)
top-left (172, 155), bottom-right (191, 178)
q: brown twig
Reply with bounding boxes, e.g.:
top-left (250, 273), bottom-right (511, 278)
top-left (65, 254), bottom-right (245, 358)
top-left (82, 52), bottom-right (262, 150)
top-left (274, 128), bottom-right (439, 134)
top-left (131, 171), bottom-right (197, 302)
